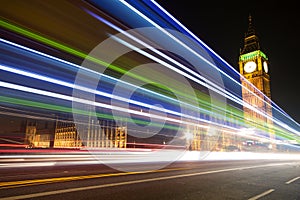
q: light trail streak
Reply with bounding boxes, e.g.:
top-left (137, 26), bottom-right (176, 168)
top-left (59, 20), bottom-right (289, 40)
top-left (111, 35), bottom-right (299, 136)
top-left (0, 105), bottom-right (59, 121)
top-left (119, 1), bottom-right (271, 111)
top-left (119, 1), bottom-right (299, 134)
top-left (0, 64), bottom-right (210, 127)
top-left (0, 40), bottom-right (297, 140)
top-left (149, 0), bottom-right (297, 125)
top-left (0, 38), bottom-right (201, 114)
top-left (0, 16), bottom-right (254, 126)
top-left (0, 21), bottom-right (259, 134)
top-left (0, 64), bottom-right (224, 131)
top-left (112, 35), bottom-right (263, 117)
top-left (0, 93), bottom-right (296, 143)
top-left (0, 10), bottom-right (299, 137)
top-left (0, 81), bottom-right (248, 133)
top-left (0, 95), bottom-right (179, 131)
top-left (84, 10), bottom-right (234, 117)
top-left (96, 16), bottom-right (242, 114)
top-left (0, 20), bottom-right (159, 86)
top-left (85, 10), bottom-right (298, 137)
top-left (0, 162), bottom-right (57, 168)
top-left (0, 20), bottom-right (87, 61)
top-left (0, 81), bottom-right (169, 123)
top-left (0, 38), bottom-right (247, 129)
top-left (83, 10), bottom-right (280, 135)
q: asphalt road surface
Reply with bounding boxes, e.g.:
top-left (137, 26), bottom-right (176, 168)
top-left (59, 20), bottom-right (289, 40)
top-left (0, 157), bottom-right (300, 200)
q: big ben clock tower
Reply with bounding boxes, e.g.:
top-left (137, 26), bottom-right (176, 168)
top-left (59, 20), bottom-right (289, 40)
top-left (239, 15), bottom-right (273, 137)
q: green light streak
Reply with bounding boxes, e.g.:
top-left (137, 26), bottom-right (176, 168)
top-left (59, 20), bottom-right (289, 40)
top-left (1, 95), bottom-right (299, 143)
top-left (0, 19), bottom-right (87, 60)
top-left (0, 19), bottom-right (220, 121)
top-left (0, 19), bottom-right (156, 86)
top-left (0, 95), bottom-right (181, 131)
top-left (3, 19), bottom-right (296, 142)
top-left (0, 19), bottom-right (201, 109)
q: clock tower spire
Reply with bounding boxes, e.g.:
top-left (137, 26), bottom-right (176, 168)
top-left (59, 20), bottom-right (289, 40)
top-left (239, 15), bottom-right (271, 99)
top-left (241, 14), bottom-right (260, 54)
top-left (239, 15), bottom-right (273, 140)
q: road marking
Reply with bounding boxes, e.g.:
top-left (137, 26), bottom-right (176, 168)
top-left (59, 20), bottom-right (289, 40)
top-left (248, 189), bottom-right (275, 200)
top-left (285, 176), bottom-right (300, 184)
top-left (0, 167), bottom-right (187, 189)
top-left (0, 162), bottom-right (294, 200)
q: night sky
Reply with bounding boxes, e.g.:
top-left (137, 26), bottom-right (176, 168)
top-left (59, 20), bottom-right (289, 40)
top-left (156, 1), bottom-right (300, 123)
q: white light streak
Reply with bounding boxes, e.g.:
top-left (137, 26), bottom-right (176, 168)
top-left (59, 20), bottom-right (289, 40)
top-left (112, 35), bottom-right (299, 135)
top-left (1, 81), bottom-right (242, 131)
top-left (150, 0), bottom-right (296, 124)
top-left (0, 64), bottom-right (216, 128)
top-left (120, 1), bottom-right (271, 110)
top-left (119, 1), bottom-right (299, 134)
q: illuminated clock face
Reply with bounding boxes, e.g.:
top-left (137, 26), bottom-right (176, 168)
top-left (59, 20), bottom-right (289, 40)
top-left (263, 61), bottom-right (268, 73)
top-left (244, 61), bottom-right (257, 73)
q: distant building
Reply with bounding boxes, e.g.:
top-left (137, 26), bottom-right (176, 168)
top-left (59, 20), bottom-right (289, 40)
top-left (53, 119), bottom-right (127, 149)
top-left (33, 129), bottom-right (51, 148)
top-left (24, 121), bottom-right (37, 148)
top-left (24, 120), bottom-right (52, 148)
top-left (238, 15), bottom-right (274, 147)
top-left (54, 120), bottom-right (81, 148)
